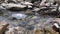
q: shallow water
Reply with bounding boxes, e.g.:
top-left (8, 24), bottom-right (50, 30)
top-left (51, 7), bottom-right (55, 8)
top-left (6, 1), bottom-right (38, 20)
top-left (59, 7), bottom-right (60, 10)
top-left (0, 10), bottom-right (54, 28)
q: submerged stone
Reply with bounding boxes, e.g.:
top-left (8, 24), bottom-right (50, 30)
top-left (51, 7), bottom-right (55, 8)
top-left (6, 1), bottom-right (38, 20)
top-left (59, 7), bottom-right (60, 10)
top-left (11, 13), bottom-right (27, 20)
top-left (27, 25), bottom-right (34, 30)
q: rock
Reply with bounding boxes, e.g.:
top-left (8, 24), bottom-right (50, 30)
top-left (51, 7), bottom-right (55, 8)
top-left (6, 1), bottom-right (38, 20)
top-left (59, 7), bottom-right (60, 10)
top-left (45, 3), bottom-right (51, 6)
top-left (5, 26), bottom-right (26, 34)
top-left (0, 5), bottom-right (6, 9)
top-left (48, 18), bottom-right (60, 33)
top-left (51, 2), bottom-right (58, 7)
top-left (5, 0), bottom-right (24, 3)
top-left (1, 3), bottom-right (27, 11)
top-left (27, 25), bottom-right (34, 30)
top-left (18, 21), bottom-right (28, 27)
top-left (39, 6), bottom-right (59, 16)
top-left (0, 20), bottom-right (9, 34)
top-left (0, 24), bottom-right (9, 34)
top-left (25, 0), bottom-right (32, 2)
top-left (8, 7), bottom-right (26, 11)
top-left (18, 18), bottom-right (30, 27)
top-left (0, 5), bottom-right (6, 16)
top-left (17, 0), bottom-right (23, 3)
top-left (0, 11), bottom-right (3, 16)
top-left (5, 0), bottom-right (18, 3)
top-left (0, 0), bottom-right (5, 4)
top-left (40, 7), bottom-right (48, 11)
top-left (11, 13), bottom-right (27, 20)
top-left (40, 0), bottom-right (46, 6)
top-left (58, 6), bottom-right (60, 12)
top-left (27, 5), bottom-right (33, 9)
top-left (52, 18), bottom-right (60, 24)
top-left (52, 22), bottom-right (60, 33)
top-left (32, 8), bottom-right (40, 12)
top-left (21, 1), bottom-right (33, 5)
top-left (40, 0), bottom-right (51, 7)
top-left (31, 0), bottom-right (39, 3)
top-left (53, 23), bottom-right (59, 28)
top-left (7, 0), bottom-right (17, 3)
top-left (51, 7), bottom-right (57, 11)
top-left (39, 7), bottom-right (49, 14)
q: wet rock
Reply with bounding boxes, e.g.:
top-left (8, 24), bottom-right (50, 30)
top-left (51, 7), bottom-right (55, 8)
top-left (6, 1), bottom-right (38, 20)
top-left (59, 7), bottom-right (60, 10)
top-left (32, 8), bottom-right (40, 12)
top-left (40, 0), bottom-right (51, 7)
top-left (1, 3), bottom-right (27, 11)
top-left (51, 18), bottom-right (60, 24)
top-left (39, 6), bottom-right (59, 16)
top-left (48, 18), bottom-right (60, 33)
top-left (0, 0), bottom-right (5, 4)
top-left (0, 24), bottom-right (9, 34)
top-left (11, 13), bottom-right (27, 20)
top-left (8, 7), bottom-right (27, 11)
top-left (0, 6), bottom-right (6, 16)
top-left (31, 0), bottom-right (39, 3)
top-left (0, 5), bottom-right (6, 9)
top-left (5, 0), bottom-right (22, 3)
top-left (52, 22), bottom-right (60, 33)
top-left (40, 7), bottom-right (48, 11)
top-left (51, 7), bottom-right (57, 11)
top-left (58, 6), bottom-right (60, 12)
top-left (27, 5), bottom-right (33, 9)
top-left (5, 0), bottom-right (24, 3)
top-left (45, 3), bottom-right (51, 6)
top-left (27, 25), bottom-right (34, 30)
top-left (17, 0), bottom-right (23, 3)
top-left (7, 0), bottom-right (17, 3)
top-left (40, 0), bottom-right (46, 6)
top-left (18, 21), bottom-right (28, 27)
top-left (39, 7), bottom-right (50, 14)
top-left (5, 26), bottom-right (26, 34)
top-left (21, 1), bottom-right (33, 5)
top-left (0, 20), bottom-right (9, 34)
top-left (51, 2), bottom-right (58, 7)
top-left (0, 11), bottom-right (3, 16)
top-left (25, 0), bottom-right (32, 2)
top-left (18, 17), bottom-right (31, 27)
top-left (28, 16), bottom-right (40, 25)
